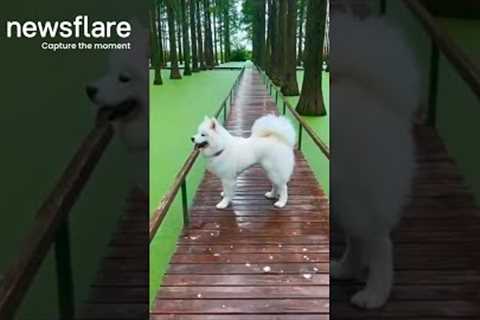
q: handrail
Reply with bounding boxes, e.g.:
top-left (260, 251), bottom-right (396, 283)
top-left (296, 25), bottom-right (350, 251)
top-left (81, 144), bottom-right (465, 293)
top-left (402, 0), bottom-right (480, 101)
top-left (149, 66), bottom-right (246, 243)
top-left (0, 121), bottom-right (114, 319)
top-left (255, 65), bottom-right (330, 159)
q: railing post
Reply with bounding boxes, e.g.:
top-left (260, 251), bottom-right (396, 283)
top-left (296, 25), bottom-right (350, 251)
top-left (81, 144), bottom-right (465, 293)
top-left (427, 41), bottom-right (440, 127)
top-left (181, 180), bottom-right (189, 225)
top-left (54, 220), bottom-right (75, 320)
top-left (283, 101), bottom-right (287, 115)
top-left (223, 101), bottom-right (227, 123)
top-left (298, 123), bottom-right (303, 151)
top-left (275, 90), bottom-right (279, 105)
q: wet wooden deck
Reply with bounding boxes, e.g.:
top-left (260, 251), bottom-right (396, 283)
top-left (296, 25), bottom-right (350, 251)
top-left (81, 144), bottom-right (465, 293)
top-left (75, 188), bottom-right (148, 319)
top-left (331, 125), bottom-right (480, 319)
top-left (151, 68), bottom-right (330, 319)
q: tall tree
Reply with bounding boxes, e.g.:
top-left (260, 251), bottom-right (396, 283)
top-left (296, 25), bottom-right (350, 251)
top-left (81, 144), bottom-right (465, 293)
top-left (274, 0), bottom-right (287, 87)
top-left (281, 0), bottom-right (299, 95)
top-left (190, 0), bottom-right (199, 71)
top-left (297, 0), bottom-right (326, 115)
top-left (297, 0), bottom-right (305, 66)
top-left (223, 0), bottom-right (231, 62)
top-left (252, 0), bottom-right (266, 68)
top-left (265, 0), bottom-right (274, 75)
top-left (213, 4), bottom-right (219, 65)
top-left (156, 3), bottom-right (165, 67)
top-left (150, 6), bottom-right (163, 85)
top-left (181, 0), bottom-right (192, 75)
top-left (166, 0), bottom-right (182, 79)
top-left (177, 19), bottom-right (184, 64)
top-left (196, 0), bottom-right (206, 69)
top-left (269, 0), bottom-right (281, 84)
top-left (218, 0), bottom-right (224, 63)
top-left (203, 0), bottom-right (215, 68)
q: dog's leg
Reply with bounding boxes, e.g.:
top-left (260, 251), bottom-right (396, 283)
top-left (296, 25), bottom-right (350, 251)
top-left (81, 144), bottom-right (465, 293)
top-left (216, 178), bottom-right (235, 209)
top-left (265, 186), bottom-right (277, 199)
top-left (351, 235), bottom-right (393, 309)
top-left (274, 184), bottom-right (288, 208)
top-left (331, 236), bottom-right (363, 280)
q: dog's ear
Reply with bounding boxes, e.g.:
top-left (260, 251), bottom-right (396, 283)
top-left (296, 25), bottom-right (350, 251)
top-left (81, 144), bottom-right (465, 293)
top-left (204, 116), bottom-right (210, 123)
top-left (210, 118), bottom-right (216, 130)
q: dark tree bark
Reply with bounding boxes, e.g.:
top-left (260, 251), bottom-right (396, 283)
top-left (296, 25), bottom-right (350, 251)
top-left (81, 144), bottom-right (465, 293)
top-left (156, 4), bottom-right (165, 67)
top-left (252, 0), bottom-right (266, 69)
top-left (213, 4), bottom-right (219, 65)
top-left (181, 0), bottom-right (192, 75)
top-left (269, 0), bottom-right (282, 84)
top-left (223, 1), bottom-right (231, 62)
top-left (177, 19), bottom-right (183, 65)
top-left (281, 0), bottom-right (299, 95)
top-left (196, 0), bottom-right (206, 70)
top-left (297, 0), bottom-right (305, 66)
top-left (218, 0), bottom-right (224, 64)
top-left (203, 0), bottom-right (214, 68)
top-left (274, 0), bottom-right (287, 87)
top-left (150, 7), bottom-right (163, 85)
top-left (190, 0), bottom-right (199, 72)
top-left (166, 0), bottom-right (182, 79)
top-left (297, 0), bottom-right (326, 115)
top-left (265, 0), bottom-right (274, 75)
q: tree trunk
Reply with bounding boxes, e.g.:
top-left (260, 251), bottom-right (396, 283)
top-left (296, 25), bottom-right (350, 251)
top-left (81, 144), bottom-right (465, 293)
top-left (297, 0), bottom-right (305, 66)
top-left (218, 0), bottom-right (224, 64)
top-left (166, 0), bottom-right (182, 79)
top-left (181, 0), bottom-right (192, 75)
top-left (269, 1), bottom-right (281, 85)
top-left (265, 0), bottom-right (273, 75)
top-left (274, 0), bottom-right (287, 87)
top-left (213, 5), bottom-right (219, 65)
top-left (203, 0), bottom-right (214, 68)
top-left (157, 5), bottom-right (165, 67)
top-left (150, 7), bottom-right (163, 85)
top-left (252, 0), bottom-right (266, 69)
top-left (160, 6), bottom-right (168, 66)
top-left (223, 1), bottom-right (231, 62)
top-left (281, 0), bottom-right (299, 95)
top-left (297, 0), bottom-right (326, 116)
top-left (190, 0), bottom-right (199, 72)
top-left (196, 0), bottom-right (206, 70)
top-left (177, 19), bottom-right (183, 65)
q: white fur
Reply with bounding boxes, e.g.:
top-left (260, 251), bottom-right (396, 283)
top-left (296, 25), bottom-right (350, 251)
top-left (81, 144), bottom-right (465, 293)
top-left (192, 115), bottom-right (296, 208)
top-left (87, 21), bottom-right (149, 191)
top-left (330, 14), bottom-right (420, 308)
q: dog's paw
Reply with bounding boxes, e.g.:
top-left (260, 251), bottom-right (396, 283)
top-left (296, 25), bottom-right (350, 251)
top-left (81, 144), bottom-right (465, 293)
top-left (264, 191), bottom-right (276, 199)
top-left (350, 288), bottom-right (389, 309)
top-left (216, 199), bottom-right (230, 209)
top-left (273, 200), bottom-right (286, 208)
top-left (220, 191), bottom-right (224, 197)
top-left (330, 260), bottom-right (355, 280)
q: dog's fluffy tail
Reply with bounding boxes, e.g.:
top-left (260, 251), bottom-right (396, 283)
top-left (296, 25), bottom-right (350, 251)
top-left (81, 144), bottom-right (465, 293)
top-left (251, 114), bottom-right (296, 147)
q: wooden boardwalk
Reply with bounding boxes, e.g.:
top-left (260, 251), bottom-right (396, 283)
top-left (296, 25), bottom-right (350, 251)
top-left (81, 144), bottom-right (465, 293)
top-left (331, 125), bottom-right (480, 319)
top-left (151, 68), bottom-right (330, 319)
top-left (75, 188), bottom-right (148, 319)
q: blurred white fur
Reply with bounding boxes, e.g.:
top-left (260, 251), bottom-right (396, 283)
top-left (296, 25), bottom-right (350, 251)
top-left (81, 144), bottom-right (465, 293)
top-left (331, 13), bottom-right (420, 308)
top-left (192, 115), bottom-right (295, 208)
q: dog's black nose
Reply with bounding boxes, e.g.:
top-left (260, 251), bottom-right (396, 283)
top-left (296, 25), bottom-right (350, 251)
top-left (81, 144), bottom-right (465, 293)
top-left (86, 85), bottom-right (98, 100)
top-left (191, 137), bottom-right (195, 142)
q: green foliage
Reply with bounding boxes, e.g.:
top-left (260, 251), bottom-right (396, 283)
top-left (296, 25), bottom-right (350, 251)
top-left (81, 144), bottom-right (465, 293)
top-left (229, 46), bottom-right (251, 61)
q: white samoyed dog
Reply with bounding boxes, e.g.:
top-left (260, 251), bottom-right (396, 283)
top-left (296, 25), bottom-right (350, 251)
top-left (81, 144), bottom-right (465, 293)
top-left (192, 115), bottom-right (296, 209)
top-left (330, 14), bottom-right (421, 308)
top-left (86, 22), bottom-right (149, 191)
